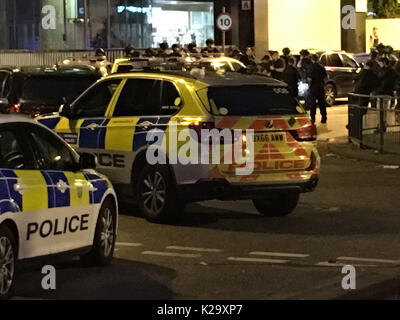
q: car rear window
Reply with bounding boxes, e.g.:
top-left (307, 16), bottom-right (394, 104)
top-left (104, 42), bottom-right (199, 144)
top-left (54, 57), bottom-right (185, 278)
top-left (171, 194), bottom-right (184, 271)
top-left (200, 85), bottom-right (305, 116)
top-left (21, 75), bottom-right (98, 102)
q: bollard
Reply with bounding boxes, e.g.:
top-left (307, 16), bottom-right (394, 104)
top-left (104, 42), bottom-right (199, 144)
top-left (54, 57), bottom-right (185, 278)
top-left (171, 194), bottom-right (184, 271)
top-left (377, 98), bottom-right (385, 153)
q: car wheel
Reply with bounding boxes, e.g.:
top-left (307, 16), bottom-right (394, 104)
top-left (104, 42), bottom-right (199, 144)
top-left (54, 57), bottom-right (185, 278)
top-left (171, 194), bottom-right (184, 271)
top-left (325, 84), bottom-right (336, 106)
top-left (137, 164), bottom-right (183, 223)
top-left (0, 225), bottom-right (17, 300)
top-left (253, 192), bottom-right (299, 217)
top-left (80, 199), bottom-right (116, 266)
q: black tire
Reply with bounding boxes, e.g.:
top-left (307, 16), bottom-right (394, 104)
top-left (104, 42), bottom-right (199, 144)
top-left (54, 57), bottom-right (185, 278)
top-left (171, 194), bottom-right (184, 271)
top-left (80, 199), bottom-right (116, 266)
top-left (0, 225), bottom-right (17, 300)
top-left (253, 192), bottom-right (299, 217)
top-left (325, 84), bottom-right (336, 106)
top-left (137, 164), bottom-right (183, 223)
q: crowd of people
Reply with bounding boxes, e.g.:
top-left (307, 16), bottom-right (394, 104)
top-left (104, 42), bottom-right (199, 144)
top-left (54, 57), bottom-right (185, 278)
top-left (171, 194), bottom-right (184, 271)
top-left (114, 39), bottom-right (222, 60)
top-left (237, 47), bottom-right (328, 124)
top-left (97, 39), bottom-right (400, 125)
top-left (354, 44), bottom-right (400, 100)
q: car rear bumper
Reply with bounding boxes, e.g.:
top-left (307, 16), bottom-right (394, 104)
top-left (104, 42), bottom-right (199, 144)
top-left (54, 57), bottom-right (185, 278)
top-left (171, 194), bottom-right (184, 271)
top-left (177, 175), bottom-right (319, 202)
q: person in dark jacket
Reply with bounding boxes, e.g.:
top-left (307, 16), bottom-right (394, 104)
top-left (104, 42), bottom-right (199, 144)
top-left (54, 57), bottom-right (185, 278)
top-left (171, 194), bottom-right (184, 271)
top-left (377, 57), bottom-right (398, 96)
top-left (201, 39), bottom-right (220, 54)
top-left (282, 47), bottom-right (291, 66)
top-left (269, 51), bottom-right (285, 81)
top-left (308, 54), bottom-right (328, 123)
top-left (349, 60), bottom-right (380, 143)
top-left (369, 50), bottom-right (382, 76)
top-left (282, 57), bottom-right (300, 98)
top-left (355, 60), bottom-right (380, 98)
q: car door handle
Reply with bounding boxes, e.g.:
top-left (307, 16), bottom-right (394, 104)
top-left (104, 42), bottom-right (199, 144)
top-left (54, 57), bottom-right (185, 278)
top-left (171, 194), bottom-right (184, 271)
top-left (137, 121), bottom-right (154, 129)
top-left (86, 123), bottom-right (100, 131)
top-left (13, 182), bottom-right (27, 195)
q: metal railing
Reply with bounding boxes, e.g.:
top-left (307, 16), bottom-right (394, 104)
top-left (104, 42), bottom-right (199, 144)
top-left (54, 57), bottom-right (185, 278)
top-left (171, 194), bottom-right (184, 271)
top-left (0, 49), bottom-right (125, 66)
top-left (348, 93), bottom-right (400, 154)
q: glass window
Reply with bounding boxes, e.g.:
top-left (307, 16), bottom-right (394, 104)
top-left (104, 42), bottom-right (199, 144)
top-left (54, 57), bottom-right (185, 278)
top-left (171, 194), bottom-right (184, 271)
top-left (327, 54), bottom-right (343, 67)
top-left (341, 54), bottom-right (358, 68)
top-left (160, 81), bottom-right (181, 115)
top-left (0, 72), bottom-right (11, 98)
top-left (320, 55), bottom-right (327, 66)
top-left (73, 79), bottom-right (121, 118)
top-left (204, 86), bottom-right (305, 116)
top-left (28, 126), bottom-right (76, 171)
top-left (114, 79), bottom-right (161, 116)
top-left (21, 75), bottom-right (99, 103)
top-left (0, 129), bottom-right (31, 169)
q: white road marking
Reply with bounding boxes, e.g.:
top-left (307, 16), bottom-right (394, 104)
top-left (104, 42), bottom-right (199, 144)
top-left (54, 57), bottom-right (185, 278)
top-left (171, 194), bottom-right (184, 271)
top-left (249, 251), bottom-right (309, 258)
top-left (227, 257), bottom-right (288, 264)
top-left (317, 261), bottom-right (377, 267)
top-left (337, 256), bottom-right (400, 264)
top-left (142, 251), bottom-right (201, 258)
top-left (116, 242), bottom-right (143, 247)
top-left (166, 245), bottom-right (222, 253)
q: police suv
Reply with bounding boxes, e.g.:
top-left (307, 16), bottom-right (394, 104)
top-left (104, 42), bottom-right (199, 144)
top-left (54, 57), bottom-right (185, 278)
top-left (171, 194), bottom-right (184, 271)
top-left (0, 115), bottom-right (118, 299)
top-left (38, 70), bottom-right (320, 223)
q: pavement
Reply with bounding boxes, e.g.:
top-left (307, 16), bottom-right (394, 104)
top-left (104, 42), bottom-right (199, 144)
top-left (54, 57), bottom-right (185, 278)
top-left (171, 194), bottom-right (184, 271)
top-left (316, 102), bottom-right (400, 166)
top-left (12, 102), bottom-right (400, 300)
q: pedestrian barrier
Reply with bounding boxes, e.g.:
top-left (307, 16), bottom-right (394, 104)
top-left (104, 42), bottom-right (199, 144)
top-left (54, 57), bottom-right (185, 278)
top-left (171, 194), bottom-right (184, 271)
top-left (0, 49), bottom-right (125, 66)
top-left (348, 93), bottom-right (400, 154)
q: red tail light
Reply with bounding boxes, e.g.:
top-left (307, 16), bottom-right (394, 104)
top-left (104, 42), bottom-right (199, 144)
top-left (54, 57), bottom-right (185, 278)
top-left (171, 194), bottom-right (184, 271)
top-left (9, 104), bottom-right (20, 113)
top-left (290, 124), bottom-right (317, 142)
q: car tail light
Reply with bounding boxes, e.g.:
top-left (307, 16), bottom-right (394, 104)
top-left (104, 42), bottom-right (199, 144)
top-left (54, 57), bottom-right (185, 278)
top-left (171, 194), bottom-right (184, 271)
top-left (9, 104), bottom-right (20, 113)
top-left (290, 124), bottom-right (317, 142)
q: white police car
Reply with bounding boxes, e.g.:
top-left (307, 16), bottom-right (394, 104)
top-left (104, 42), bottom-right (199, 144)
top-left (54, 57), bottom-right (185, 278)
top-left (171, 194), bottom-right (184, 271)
top-left (0, 115), bottom-right (118, 299)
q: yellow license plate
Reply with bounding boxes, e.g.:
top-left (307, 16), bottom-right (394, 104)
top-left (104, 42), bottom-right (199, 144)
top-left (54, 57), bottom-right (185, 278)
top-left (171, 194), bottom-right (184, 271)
top-left (253, 132), bottom-right (286, 143)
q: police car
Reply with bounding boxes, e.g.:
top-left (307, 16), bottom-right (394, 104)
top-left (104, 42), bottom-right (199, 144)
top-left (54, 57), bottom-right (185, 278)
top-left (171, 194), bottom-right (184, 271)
top-left (0, 115), bottom-right (118, 299)
top-left (37, 71), bottom-right (319, 223)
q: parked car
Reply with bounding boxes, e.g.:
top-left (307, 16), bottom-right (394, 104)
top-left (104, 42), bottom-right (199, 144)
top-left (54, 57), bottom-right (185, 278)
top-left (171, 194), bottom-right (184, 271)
top-left (38, 70), bottom-right (319, 223)
top-left (0, 65), bottom-right (101, 117)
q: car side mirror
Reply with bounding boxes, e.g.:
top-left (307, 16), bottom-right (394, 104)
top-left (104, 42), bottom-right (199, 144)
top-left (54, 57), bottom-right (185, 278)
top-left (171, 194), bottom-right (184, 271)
top-left (59, 100), bottom-right (73, 118)
top-left (0, 97), bottom-right (9, 112)
top-left (79, 153), bottom-right (97, 170)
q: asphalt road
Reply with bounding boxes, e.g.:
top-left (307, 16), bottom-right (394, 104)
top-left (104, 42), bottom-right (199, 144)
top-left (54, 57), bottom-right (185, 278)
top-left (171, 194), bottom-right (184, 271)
top-left (13, 105), bottom-right (400, 300)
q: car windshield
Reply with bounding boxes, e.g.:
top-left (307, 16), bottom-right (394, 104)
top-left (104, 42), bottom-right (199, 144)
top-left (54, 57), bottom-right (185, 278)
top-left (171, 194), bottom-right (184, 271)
top-left (202, 85), bottom-right (305, 116)
top-left (21, 75), bottom-right (98, 102)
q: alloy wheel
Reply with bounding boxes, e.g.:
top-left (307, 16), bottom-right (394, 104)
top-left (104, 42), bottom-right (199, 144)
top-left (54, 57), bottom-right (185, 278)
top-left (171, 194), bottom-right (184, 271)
top-left (100, 208), bottom-right (114, 257)
top-left (0, 236), bottom-right (14, 296)
top-left (141, 171), bottom-right (166, 215)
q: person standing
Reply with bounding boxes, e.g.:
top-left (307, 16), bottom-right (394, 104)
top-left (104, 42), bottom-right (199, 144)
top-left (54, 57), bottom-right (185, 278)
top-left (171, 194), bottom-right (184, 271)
top-left (201, 39), bottom-right (220, 54)
top-left (282, 58), bottom-right (300, 98)
top-left (270, 51), bottom-right (285, 81)
top-left (308, 54), bottom-right (328, 124)
top-left (377, 57), bottom-right (398, 96)
top-left (350, 60), bottom-right (380, 143)
top-left (282, 47), bottom-right (291, 66)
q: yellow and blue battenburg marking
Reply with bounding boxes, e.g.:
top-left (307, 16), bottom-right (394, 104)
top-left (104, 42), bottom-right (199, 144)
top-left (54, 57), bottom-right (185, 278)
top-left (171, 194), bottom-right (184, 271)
top-left (38, 115), bottom-right (171, 152)
top-left (0, 169), bottom-right (109, 215)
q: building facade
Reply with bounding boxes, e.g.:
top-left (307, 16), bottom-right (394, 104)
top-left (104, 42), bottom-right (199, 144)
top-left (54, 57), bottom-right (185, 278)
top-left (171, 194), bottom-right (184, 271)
top-left (0, 0), bottom-right (368, 54)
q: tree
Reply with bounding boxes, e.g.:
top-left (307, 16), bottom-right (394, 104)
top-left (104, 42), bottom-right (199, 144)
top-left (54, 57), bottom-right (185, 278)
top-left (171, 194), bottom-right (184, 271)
top-left (369, 0), bottom-right (400, 18)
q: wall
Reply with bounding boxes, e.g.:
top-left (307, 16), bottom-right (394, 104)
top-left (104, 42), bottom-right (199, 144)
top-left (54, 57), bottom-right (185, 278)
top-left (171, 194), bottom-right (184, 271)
top-left (254, 0), bottom-right (268, 59)
top-left (267, 0), bottom-right (342, 52)
top-left (365, 18), bottom-right (400, 52)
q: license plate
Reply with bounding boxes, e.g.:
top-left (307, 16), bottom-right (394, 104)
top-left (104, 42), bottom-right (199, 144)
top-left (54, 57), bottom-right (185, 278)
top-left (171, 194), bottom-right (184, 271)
top-left (253, 132), bottom-right (286, 143)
